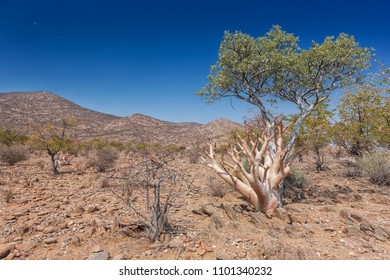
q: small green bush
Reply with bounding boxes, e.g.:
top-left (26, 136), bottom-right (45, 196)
top-left (355, 153), bottom-right (390, 186)
top-left (0, 144), bottom-right (29, 166)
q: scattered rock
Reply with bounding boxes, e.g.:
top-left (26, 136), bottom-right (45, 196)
top-left (43, 226), bottom-right (57, 234)
top-left (0, 244), bottom-right (14, 259)
top-left (232, 205), bottom-right (243, 213)
top-left (288, 213), bottom-right (310, 224)
top-left (324, 227), bottom-right (336, 232)
top-left (43, 237), bottom-right (58, 244)
top-left (208, 213), bottom-right (225, 230)
top-left (267, 230), bottom-right (281, 238)
top-left (274, 208), bottom-right (288, 221)
top-left (148, 242), bottom-right (165, 250)
top-left (284, 224), bottom-right (294, 236)
top-left (223, 204), bottom-right (239, 220)
top-left (302, 223), bottom-right (314, 233)
top-left (3, 215), bottom-right (17, 221)
top-left (17, 242), bottom-right (37, 252)
top-left (249, 212), bottom-right (267, 227)
top-left (112, 254), bottom-right (126, 260)
top-left (201, 204), bottom-right (216, 217)
top-left (340, 209), bottom-right (351, 220)
top-left (350, 213), bottom-right (363, 223)
top-left (37, 211), bottom-right (49, 216)
top-left (92, 245), bottom-right (103, 253)
top-left (70, 236), bottom-right (81, 245)
top-left (86, 205), bottom-right (100, 213)
top-left (168, 238), bottom-right (183, 248)
top-left (297, 247), bottom-right (307, 260)
top-left (360, 221), bottom-right (375, 232)
top-left (373, 228), bottom-right (389, 242)
top-left (216, 251), bottom-right (234, 260)
top-left (88, 251), bottom-right (109, 260)
top-left (346, 193), bottom-right (363, 202)
top-left (342, 226), bottom-right (364, 238)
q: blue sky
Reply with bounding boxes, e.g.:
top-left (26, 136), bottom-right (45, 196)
top-left (0, 0), bottom-right (389, 123)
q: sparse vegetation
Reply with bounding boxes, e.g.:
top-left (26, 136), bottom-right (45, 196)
top-left (283, 168), bottom-right (309, 202)
top-left (109, 151), bottom-right (191, 243)
top-left (99, 177), bottom-right (111, 189)
top-left (207, 175), bottom-right (229, 198)
top-left (28, 116), bottom-right (76, 175)
top-left (0, 144), bottom-right (29, 166)
top-left (197, 26), bottom-right (373, 213)
top-left (0, 186), bottom-right (15, 203)
top-left (0, 128), bottom-right (28, 146)
top-left (355, 153), bottom-right (390, 186)
top-left (87, 146), bottom-right (120, 172)
top-left (334, 82), bottom-right (390, 157)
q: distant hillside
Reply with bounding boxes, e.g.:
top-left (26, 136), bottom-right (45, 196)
top-left (0, 91), bottom-right (241, 146)
top-left (0, 91), bottom-right (119, 138)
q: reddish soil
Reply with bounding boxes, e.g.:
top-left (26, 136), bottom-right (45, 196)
top-left (0, 150), bottom-right (389, 260)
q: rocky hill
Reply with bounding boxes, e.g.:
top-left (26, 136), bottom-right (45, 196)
top-left (0, 91), bottom-right (120, 138)
top-left (0, 91), bottom-right (241, 146)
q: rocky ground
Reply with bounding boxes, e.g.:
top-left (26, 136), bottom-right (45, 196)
top-left (0, 150), bottom-right (389, 260)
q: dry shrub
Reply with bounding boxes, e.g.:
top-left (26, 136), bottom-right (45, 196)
top-left (0, 186), bottom-right (14, 203)
top-left (355, 153), bottom-right (390, 186)
top-left (37, 159), bottom-right (45, 171)
top-left (99, 177), bottom-right (110, 188)
top-left (87, 147), bottom-right (119, 172)
top-left (0, 144), bottom-right (29, 166)
top-left (208, 175), bottom-right (229, 198)
top-left (283, 168), bottom-right (308, 202)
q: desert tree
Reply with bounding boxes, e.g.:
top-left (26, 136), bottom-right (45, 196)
top-left (197, 25), bottom-right (373, 214)
top-left (290, 102), bottom-right (335, 171)
top-left (29, 116), bottom-right (76, 175)
top-left (334, 83), bottom-right (389, 157)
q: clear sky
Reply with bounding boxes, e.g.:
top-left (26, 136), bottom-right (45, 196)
top-left (0, 0), bottom-right (389, 123)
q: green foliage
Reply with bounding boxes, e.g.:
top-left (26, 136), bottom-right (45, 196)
top-left (355, 153), bottom-right (390, 186)
top-left (215, 144), bottom-right (229, 154)
top-left (197, 25), bottom-right (373, 118)
top-left (78, 138), bottom-right (129, 151)
top-left (334, 84), bottom-right (389, 156)
top-left (28, 116), bottom-right (76, 174)
top-left (288, 102), bottom-right (334, 152)
top-left (0, 128), bottom-right (28, 146)
top-left (300, 102), bottom-right (334, 151)
top-left (29, 117), bottom-right (76, 155)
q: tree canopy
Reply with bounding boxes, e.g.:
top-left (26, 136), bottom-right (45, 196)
top-left (197, 25), bottom-right (373, 122)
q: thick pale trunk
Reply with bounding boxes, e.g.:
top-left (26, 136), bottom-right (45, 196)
top-left (203, 120), bottom-right (291, 214)
top-left (211, 162), bottom-right (281, 214)
top-left (255, 188), bottom-right (279, 213)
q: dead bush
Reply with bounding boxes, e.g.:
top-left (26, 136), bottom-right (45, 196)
top-left (355, 153), bottom-right (390, 186)
top-left (99, 177), bottom-right (110, 188)
top-left (207, 175), bottom-right (228, 198)
top-left (283, 168), bottom-right (309, 202)
top-left (87, 147), bottom-right (119, 172)
top-left (0, 186), bottom-right (14, 203)
top-left (0, 144), bottom-right (29, 166)
top-left (109, 151), bottom-right (193, 242)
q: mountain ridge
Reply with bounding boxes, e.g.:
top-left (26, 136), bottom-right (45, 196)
top-left (0, 91), bottom-right (241, 146)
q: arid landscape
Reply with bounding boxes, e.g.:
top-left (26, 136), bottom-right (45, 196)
top-left (0, 91), bottom-right (389, 260)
